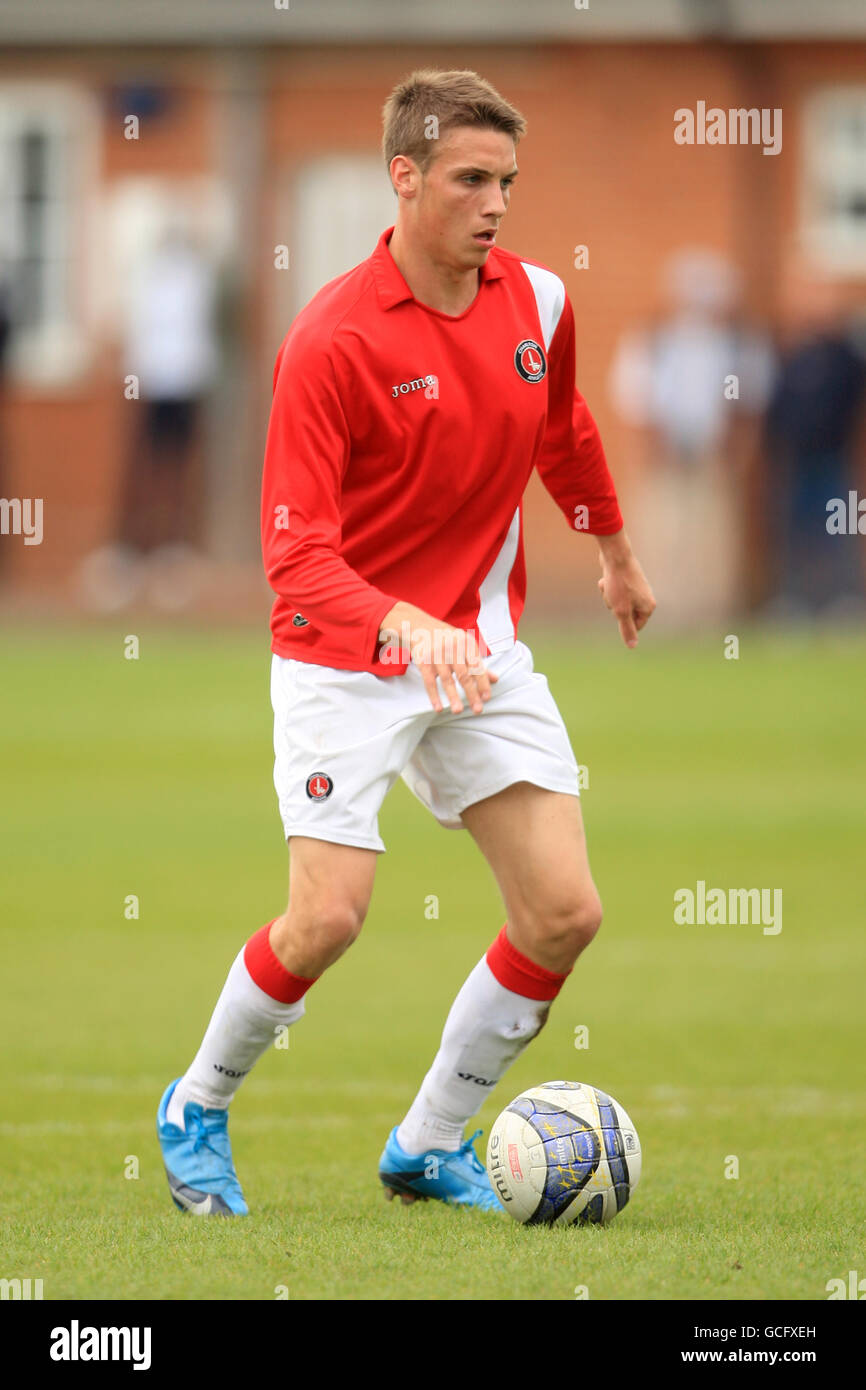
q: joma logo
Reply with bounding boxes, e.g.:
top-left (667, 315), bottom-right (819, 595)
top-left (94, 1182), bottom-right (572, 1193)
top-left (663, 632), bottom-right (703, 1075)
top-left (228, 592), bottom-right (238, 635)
top-left (391, 373), bottom-right (438, 398)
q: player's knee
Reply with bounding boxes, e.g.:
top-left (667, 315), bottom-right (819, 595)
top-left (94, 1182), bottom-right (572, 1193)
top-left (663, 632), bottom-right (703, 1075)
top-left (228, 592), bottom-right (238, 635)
top-left (273, 895), bottom-right (366, 972)
top-left (533, 891), bottom-right (603, 963)
top-left (575, 893), bottom-right (603, 951)
top-left (309, 897), bottom-right (366, 954)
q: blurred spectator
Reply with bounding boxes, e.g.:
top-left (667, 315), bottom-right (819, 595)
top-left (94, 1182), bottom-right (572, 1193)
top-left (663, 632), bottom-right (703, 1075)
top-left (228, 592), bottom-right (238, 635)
top-left (609, 247), bottom-right (775, 629)
top-left (763, 270), bottom-right (866, 618)
top-left (81, 223), bottom-right (219, 610)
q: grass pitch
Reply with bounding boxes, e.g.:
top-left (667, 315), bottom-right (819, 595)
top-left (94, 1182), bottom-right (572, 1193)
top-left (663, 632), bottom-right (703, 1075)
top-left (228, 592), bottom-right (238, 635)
top-left (1, 621), bottom-right (864, 1300)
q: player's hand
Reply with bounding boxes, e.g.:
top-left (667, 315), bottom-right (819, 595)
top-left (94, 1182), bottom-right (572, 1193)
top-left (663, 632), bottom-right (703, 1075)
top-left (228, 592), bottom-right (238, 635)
top-left (597, 548), bottom-right (656, 648)
top-left (379, 602), bottom-right (498, 714)
top-left (413, 624), bottom-right (499, 714)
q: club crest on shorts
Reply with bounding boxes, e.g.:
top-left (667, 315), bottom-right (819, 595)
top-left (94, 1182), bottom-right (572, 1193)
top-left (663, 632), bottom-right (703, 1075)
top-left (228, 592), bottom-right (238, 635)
top-left (514, 338), bottom-right (546, 383)
top-left (305, 772), bottom-right (333, 801)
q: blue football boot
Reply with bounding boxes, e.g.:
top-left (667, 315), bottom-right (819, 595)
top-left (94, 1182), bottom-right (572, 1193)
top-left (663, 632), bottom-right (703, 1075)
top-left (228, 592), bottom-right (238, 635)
top-left (378, 1127), bottom-right (504, 1213)
top-left (157, 1078), bottom-right (248, 1216)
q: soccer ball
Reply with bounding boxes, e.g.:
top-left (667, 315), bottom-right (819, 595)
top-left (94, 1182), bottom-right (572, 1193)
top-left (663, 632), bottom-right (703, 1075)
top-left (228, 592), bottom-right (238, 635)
top-left (486, 1080), bottom-right (641, 1225)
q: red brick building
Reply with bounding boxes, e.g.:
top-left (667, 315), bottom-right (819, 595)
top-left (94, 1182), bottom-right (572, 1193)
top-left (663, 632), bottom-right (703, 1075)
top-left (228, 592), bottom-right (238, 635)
top-left (0, 0), bottom-right (864, 615)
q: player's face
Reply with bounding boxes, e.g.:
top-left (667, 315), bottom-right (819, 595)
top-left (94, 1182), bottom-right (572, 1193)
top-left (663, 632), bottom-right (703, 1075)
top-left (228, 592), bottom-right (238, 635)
top-left (415, 126), bottom-right (518, 270)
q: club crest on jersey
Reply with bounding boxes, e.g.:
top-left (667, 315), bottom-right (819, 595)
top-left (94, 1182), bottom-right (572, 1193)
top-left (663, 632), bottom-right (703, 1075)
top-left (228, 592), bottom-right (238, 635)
top-left (305, 772), bottom-right (333, 801)
top-left (514, 338), bottom-right (547, 383)
top-left (292, 612), bottom-right (310, 627)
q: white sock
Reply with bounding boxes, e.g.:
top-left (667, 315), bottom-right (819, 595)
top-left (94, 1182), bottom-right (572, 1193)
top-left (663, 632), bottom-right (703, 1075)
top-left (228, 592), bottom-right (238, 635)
top-left (396, 954), bottom-right (554, 1155)
top-left (167, 946), bottom-right (306, 1126)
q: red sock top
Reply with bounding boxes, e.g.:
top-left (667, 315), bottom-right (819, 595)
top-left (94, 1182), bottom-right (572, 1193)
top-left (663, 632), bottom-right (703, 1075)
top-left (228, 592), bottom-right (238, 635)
top-left (486, 924), bottom-right (571, 1001)
top-left (244, 922), bottom-right (318, 1004)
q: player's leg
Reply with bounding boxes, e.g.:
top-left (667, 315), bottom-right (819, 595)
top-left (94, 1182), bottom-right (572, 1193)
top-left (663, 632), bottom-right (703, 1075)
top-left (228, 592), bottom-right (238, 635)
top-left (158, 836), bottom-right (377, 1215)
top-left (394, 783), bottom-right (596, 1156)
top-left (268, 836), bottom-right (375, 976)
top-left (462, 781), bottom-right (601, 972)
top-left (172, 836), bottom-right (376, 1112)
top-left (382, 641), bottom-right (596, 1209)
top-left (158, 648), bottom-right (433, 1215)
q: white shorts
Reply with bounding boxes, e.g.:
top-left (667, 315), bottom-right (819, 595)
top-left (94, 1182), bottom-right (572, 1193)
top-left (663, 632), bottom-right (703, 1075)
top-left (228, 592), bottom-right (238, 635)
top-left (270, 639), bottom-right (580, 853)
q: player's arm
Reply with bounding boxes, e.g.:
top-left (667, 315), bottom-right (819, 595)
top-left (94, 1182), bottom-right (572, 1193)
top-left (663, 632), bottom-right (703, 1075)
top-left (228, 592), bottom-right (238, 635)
top-left (264, 333), bottom-right (496, 708)
top-left (261, 333), bottom-right (399, 667)
top-left (534, 291), bottom-right (656, 647)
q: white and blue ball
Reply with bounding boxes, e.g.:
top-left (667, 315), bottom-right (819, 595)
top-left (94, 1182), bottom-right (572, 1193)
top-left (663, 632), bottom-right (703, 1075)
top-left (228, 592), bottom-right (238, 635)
top-left (486, 1080), bottom-right (641, 1226)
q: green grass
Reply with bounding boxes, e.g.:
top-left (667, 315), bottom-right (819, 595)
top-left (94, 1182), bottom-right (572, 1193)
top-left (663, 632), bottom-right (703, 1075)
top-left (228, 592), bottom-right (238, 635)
top-left (1, 621), bottom-right (864, 1299)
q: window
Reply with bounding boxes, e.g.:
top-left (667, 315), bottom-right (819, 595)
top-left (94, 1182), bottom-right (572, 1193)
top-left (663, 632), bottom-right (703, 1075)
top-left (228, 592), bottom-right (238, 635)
top-left (276, 154), bottom-right (396, 332)
top-left (802, 87), bottom-right (866, 273)
top-left (0, 84), bottom-right (97, 386)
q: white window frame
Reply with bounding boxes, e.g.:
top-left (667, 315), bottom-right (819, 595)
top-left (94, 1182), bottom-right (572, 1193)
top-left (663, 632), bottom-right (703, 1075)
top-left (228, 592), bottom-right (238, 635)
top-left (0, 83), bottom-right (99, 387)
top-left (272, 153), bottom-right (396, 340)
top-left (801, 86), bottom-right (866, 275)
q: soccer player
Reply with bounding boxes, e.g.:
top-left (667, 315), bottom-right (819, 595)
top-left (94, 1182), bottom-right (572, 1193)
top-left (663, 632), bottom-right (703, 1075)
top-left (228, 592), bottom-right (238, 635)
top-left (157, 69), bottom-right (655, 1216)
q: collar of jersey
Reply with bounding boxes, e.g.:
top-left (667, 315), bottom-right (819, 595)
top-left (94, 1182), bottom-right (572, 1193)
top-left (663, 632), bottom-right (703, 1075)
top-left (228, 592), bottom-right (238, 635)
top-left (370, 224), bottom-right (506, 313)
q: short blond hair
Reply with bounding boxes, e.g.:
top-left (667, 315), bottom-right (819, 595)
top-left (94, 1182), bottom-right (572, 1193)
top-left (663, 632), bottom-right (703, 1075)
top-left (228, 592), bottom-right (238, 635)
top-left (382, 68), bottom-right (527, 183)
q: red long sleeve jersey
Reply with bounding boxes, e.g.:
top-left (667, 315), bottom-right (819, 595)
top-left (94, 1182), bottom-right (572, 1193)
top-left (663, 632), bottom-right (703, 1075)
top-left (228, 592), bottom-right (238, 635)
top-left (262, 225), bottom-right (623, 676)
